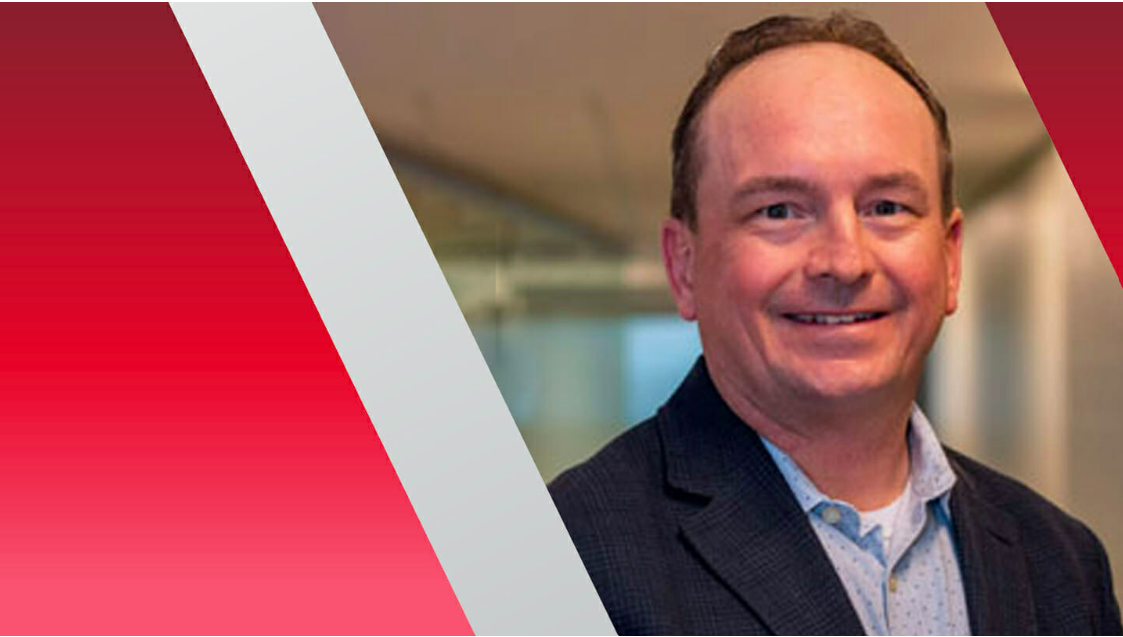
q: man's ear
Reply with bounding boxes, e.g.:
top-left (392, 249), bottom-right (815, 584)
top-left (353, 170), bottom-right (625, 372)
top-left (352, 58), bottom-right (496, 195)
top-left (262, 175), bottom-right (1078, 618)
top-left (944, 207), bottom-right (964, 315)
top-left (662, 217), bottom-right (698, 321)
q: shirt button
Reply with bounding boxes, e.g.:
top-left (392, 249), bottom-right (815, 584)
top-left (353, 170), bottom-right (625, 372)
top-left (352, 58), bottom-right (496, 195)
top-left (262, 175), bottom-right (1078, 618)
top-left (888, 575), bottom-right (899, 593)
top-left (822, 506), bottom-right (841, 525)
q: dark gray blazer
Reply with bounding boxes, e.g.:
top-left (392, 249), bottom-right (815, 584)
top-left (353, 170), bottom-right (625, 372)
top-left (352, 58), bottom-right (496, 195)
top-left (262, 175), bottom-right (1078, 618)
top-left (550, 359), bottom-right (1122, 635)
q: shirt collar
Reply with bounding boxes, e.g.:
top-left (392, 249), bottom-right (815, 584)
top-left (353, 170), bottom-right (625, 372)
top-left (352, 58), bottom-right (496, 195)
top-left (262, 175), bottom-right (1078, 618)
top-left (759, 403), bottom-right (957, 518)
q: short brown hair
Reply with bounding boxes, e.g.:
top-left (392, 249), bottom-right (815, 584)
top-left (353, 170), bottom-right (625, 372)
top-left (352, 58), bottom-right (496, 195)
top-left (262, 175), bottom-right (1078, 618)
top-left (670, 12), bottom-right (954, 228)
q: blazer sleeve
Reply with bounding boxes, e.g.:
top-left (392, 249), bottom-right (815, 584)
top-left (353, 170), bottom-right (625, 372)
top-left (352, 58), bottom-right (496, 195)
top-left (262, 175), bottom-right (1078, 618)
top-left (1097, 535), bottom-right (1123, 635)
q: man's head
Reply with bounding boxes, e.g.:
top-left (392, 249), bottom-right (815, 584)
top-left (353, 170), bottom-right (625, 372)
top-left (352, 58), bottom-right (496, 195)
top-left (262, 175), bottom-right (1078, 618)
top-left (662, 13), bottom-right (963, 417)
top-left (671, 13), bottom-right (954, 228)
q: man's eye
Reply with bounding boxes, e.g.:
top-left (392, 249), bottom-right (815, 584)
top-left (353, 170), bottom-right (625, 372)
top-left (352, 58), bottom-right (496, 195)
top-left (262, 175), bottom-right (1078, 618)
top-left (757, 203), bottom-right (794, 220)
top-left (870, 200), bottom-right (906, 216)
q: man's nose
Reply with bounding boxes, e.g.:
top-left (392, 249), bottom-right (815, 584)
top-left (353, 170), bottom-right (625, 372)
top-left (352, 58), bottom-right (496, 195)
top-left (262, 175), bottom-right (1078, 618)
top-left (803, 207), bottom-right (874, 285)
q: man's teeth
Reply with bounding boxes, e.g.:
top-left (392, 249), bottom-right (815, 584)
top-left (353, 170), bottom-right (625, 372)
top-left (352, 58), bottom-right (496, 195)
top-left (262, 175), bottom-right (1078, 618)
top-left (790, 312), bottom-right (880, 325)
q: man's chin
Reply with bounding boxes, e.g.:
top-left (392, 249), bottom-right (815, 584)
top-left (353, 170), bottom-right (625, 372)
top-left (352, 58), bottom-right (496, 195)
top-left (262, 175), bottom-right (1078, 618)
top-left (782, 365), bottom-right (900, 404)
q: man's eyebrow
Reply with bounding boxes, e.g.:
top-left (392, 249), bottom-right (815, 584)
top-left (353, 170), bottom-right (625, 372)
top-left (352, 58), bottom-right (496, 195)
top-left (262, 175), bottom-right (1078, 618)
top-left (860, 171), bottom-right (930, 196)
top-left (730, 175), bottom-right (820, 202)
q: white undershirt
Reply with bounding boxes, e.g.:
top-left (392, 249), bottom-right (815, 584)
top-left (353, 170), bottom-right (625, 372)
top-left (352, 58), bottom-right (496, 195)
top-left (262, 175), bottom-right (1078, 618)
top-left (859, 479), bottom-right (910, 554)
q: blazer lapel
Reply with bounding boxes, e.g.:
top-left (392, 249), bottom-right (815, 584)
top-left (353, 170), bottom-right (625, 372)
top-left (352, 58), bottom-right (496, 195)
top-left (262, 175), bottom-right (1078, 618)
top-left (948, 455), bottom-right (1038, 635)
top-left (661, 360), bottom-right (866, 635)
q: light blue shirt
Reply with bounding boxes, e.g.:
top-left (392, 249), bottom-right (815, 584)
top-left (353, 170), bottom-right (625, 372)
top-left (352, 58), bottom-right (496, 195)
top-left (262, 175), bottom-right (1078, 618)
top-left (760, 405), bottom-right (971, 636)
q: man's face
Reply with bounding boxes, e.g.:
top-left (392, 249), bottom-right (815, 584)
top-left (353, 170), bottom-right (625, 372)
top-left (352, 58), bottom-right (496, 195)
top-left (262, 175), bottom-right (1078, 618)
top-left (664, 43), bottom-right (962, 413)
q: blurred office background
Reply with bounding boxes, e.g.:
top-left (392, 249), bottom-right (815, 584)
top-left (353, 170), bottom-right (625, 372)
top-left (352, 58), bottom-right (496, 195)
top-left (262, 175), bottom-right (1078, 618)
top-left (316, 3), bottom-right (1123, 587)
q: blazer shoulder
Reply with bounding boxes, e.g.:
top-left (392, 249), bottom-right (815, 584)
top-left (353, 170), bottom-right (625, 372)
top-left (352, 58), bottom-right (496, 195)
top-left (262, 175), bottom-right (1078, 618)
top-left (947, 448), bottom-right (1122, 633)
top-left (947, 447), bottom-right (1090, 538)
top-left (547, 417), bottom-right (694, 634)
top-left (548, 415), bottom-right (664, 519)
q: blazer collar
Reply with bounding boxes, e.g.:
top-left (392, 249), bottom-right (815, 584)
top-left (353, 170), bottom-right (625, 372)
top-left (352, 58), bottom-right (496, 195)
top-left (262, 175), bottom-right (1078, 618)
top-left (946, 453), bottom-right (1037, 635)
top-left (658, 358), bottom-right (866, 635)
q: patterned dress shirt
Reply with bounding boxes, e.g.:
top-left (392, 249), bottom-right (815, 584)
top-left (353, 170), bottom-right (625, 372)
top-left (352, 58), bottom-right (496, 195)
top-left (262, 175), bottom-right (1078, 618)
top-left (760, 405), bottom-right (971, 635)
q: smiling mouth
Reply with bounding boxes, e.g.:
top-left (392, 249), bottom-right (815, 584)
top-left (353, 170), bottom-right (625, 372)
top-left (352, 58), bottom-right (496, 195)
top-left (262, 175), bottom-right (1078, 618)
top-left (782, 312), bottom-right (888, 325)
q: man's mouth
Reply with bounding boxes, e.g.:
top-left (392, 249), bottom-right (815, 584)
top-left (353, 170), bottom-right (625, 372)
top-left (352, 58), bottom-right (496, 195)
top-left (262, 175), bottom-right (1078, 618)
top-left (782, 312), bottom-right (888, 325)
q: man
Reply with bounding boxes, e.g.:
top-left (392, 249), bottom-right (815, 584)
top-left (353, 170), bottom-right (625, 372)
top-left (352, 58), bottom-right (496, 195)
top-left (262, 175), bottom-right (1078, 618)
top-left (549, 13), bottom-right (1122, 636)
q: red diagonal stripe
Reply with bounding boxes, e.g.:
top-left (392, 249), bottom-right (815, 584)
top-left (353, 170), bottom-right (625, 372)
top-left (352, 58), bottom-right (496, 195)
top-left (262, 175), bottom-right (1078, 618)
top-left (989, 3), bottom-right (1123, 283)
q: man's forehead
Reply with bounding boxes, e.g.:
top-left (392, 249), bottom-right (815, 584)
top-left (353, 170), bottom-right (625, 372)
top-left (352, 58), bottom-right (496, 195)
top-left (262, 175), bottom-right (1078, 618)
top-left (711, 43), bottom-right (927, 112)
top-left (696, 42), bottom-right (940, 187)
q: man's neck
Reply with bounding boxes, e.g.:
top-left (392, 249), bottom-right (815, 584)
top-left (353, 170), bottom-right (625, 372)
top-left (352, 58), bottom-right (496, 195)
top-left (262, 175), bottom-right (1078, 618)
top-left (711, 371), bottom-right (914, 511)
